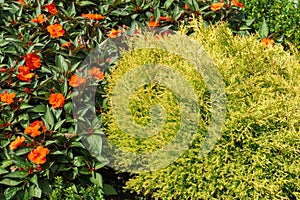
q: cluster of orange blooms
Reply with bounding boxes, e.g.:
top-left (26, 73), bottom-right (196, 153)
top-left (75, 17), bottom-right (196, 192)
top-left (210, 0), bottom-right (244, 11)
top-left (148, 16), bottom-right (170, 27)
top-left (0, 90), bottom-right (16, 105)
top-left (260, 38), bottom-right (275, 46)
top-left (15, 2), bottom-right (63, 84)
top-left (106, 29), bottom-right (122, 38)
top-left (16, 53), bottom-right (41, 82)
top-left (24, 120), bottom-right (47, 138)
top-left (29, 2), bottom-right (64, 38)
top-left (82, 13), bottom-right (106, 20)
top-left (9, 120), bottom-right (49, 165)
top-left (47, 67), bottom-right (105, 110)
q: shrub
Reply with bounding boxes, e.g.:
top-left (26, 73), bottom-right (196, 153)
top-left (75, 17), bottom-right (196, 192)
top-left (103, 17), bottom-right (300, 199)
top-left (49, 176), bottom-right (104, 200)
top-left (243, 0), bottom-right (300, 49)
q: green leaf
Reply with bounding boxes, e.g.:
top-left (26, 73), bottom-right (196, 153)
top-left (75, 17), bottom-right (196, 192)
top-left (12, 155), bottom-right (29, 168)
top-left (164, 0), bottom-right (174, 9)
top-left (16, 188), bottom-right (30, 200)
top-left (15, 148), bottom-right (32, 156)
top-left (51, 150), bottom-right (66, 155)
top-left (55, 55), bottom-right (68, 74)
top-left (154, 8), bottom-right (160, 22)
top-left (245, 18), bottom-right (255, 26)
top-left (45, 140), bottom-right (57, 146)
top-left (29, 104), bottom-right (46, 113)
top-left (103, 184), bottom-right (117, 195)
top-left (29, 174), bottom-right (38, 186)
top-left (35, 0), bottom-right (41, 15)
top-left (70, 141), bottom-right (85, 148)
top-left (73, 156), bottom-right (86, 167)
top-left (111, 10), bottom-right (129, 16)
top-left (64, 102), bottom-right (73, 113)
top-left (54, 119), bottom-right (66, 131)
top-left (0, 167), bottom-right (9, 175)
top-left (87, 134), bottom-right (102, 155)
top-left (29, 185), bottom-right (42, 198)
top-left (53, 109), bottom-right (63, 120)
top-left (0, 41), bottom-right (9, 47)
top-left (62, 78), bottom-right (68, 96)
top-left (67, 2), bottom-right (76, 17)
top-left (4, 187), bottom-right (23, 200)
top-left (76, 1), bottom-right (96, 6)
top-left (0, 179), bottom-right (22, 186)
top-left (0, 140), bottom-right (10, 148)
top-left (90, 173), bottom-right (103, 187)
top-left (43, 105), bottom-right (55, 129)
top-left (239, 25), bottom-right (252, 31)
top-left (172, 5), bottom-right (184, 20)
top-left (94, 155), bottom-right (109, 166)
top-left (187, 0), bottom-right (199, 11)
top-left (39, 179), bottom-right (52, 195)
top-left (0, 160), bottom-right (14, 168)
top-left (70, 61), bottom-right (82, 72)
top-left (258, 19), bottom-right (269, 38)
top-left (95, 162), bottom-right (106, 170)
top-left (4, 170), bottom-right (29, 178)
top-left (19, 104), bottom-right (33, 110)
top-left (35, 77), bottom-right (53, 91)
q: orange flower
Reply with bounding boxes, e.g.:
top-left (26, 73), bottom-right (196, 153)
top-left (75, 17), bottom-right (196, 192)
top-left (16, 65), bottom-right (34, 82)
top-left (47, 24), bottom-right (65, 38)
top-left (106, 29), bottom-right (122, 38)
top-left (16, 72), bottom-right (34, 82)
top-left (45, 3), bottom-right (57, 15)
top-left (233, 0), bottom-right (244, 8)
top-left (61, 41), bottom-right (71, 48)
top-left (184, 3), bottom-right (189, 10)
top-left (18, 65), bottom-right (30, 74)
top-left (0, 91), bottom-right (16, 105)
top-left (148, 19), bottom-right (159, 27)
top-left (81, 13), bottom-right (106, 20)
top-left (18, 0), bottom-right (26, 6)
top-left (261, 38), bottom-right (275, 46)
top-left (9, 136), bottom-right (26, 150)
top-left (159, 16), bottom-right (170, 21)
top-left (27, 146), bottom-right (49, 165)
top-left (211, 2), bottom-right (224, 11)
top-left (49, 93), bottom-right (65, 109)
top-left (24, 54), bottom-right (41, 70)
top-left (88, 67), bottom-right (105, 80)
top-left (69, 74), bottom-right (87, 87)
top-left (31, 14), bottom-right (46, 24)
top-left (24, 120), bottom-right (46, 138)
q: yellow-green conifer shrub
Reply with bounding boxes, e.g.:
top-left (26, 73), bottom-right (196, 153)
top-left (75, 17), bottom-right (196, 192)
top-left (103, 17), bottom-right (300, 199)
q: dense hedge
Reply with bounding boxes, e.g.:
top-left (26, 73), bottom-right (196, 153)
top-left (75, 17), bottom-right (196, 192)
top-left (243, 0), bottom-right (300, 49)
top-left (103, 17), bottom-right (300, 199)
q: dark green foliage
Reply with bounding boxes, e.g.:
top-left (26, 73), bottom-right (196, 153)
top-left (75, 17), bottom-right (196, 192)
top-left (244, 0), bottom-right (300, 49)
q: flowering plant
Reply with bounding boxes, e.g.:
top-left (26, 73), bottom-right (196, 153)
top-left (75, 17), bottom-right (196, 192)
top-left (0, 1), bottom-right (112, 199)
